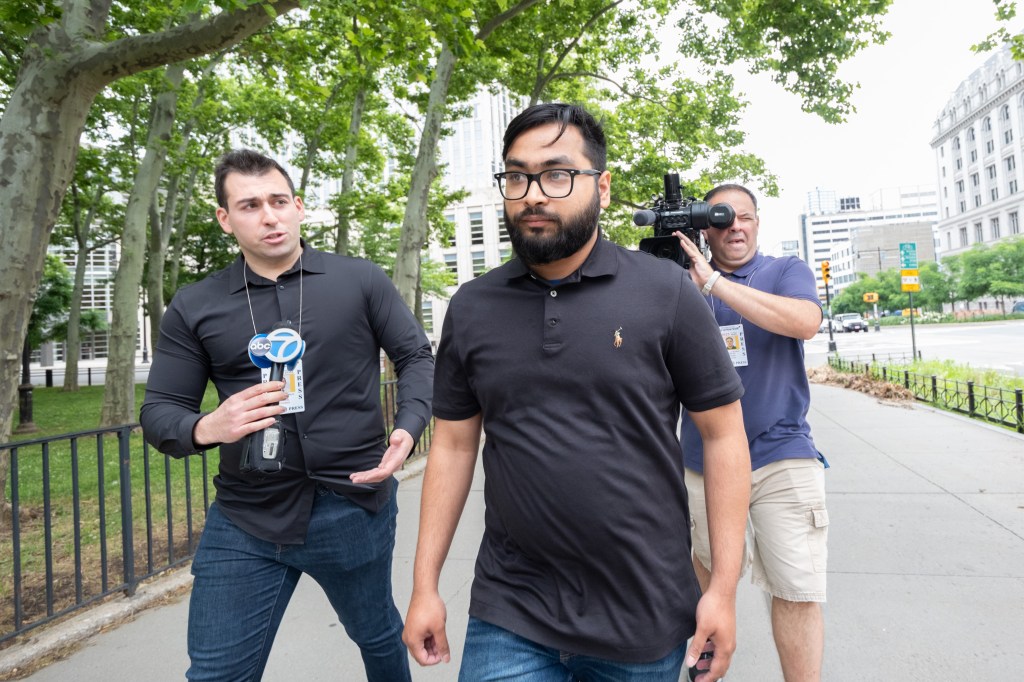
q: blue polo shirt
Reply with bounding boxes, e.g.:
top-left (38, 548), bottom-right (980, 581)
top-left (681, 252), bottom-right (821, 473)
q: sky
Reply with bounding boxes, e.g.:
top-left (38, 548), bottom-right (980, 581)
top-left (732, 0), bottom-right (1017, 248)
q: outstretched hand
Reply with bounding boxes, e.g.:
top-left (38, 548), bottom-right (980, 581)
top-left (673, 230), bottom-right (715, 290)
top-left (350, 428), bottom-right (415, 484)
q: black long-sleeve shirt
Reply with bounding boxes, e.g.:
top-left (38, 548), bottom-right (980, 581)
top-left (140, 244), bottom-right (433, 544)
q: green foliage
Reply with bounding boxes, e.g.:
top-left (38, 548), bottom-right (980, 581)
top-left (679, 0), bottom-right (893, 123)
top-left (832, 238), bottom-right (1024, 316)
top-left (883, 358), bottom-right (1024, 392)
top-left (27, 255), bottom-right (73, 349)
top-left (941, 237), bottom-right (1024, 306)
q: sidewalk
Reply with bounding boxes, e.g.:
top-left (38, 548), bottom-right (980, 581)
top-left (6, 382), bottom-right (1024, 680)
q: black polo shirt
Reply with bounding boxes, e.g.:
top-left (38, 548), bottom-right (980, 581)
top-left (433, 235), bottom-right (744, 662)
top-left (140, 244), bottom-right (433, 544)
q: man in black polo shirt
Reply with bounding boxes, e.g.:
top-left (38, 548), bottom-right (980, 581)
top-left (403, 103), bottom-right (750, 681)
top-left (140, 149), bottom-right (433, 681)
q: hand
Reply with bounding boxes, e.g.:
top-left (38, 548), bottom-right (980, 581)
top-left (193, 381), bottom-right (287, 446)
top-left (685, 587), bottom-right (737, 681)
top-left (350, 428), bottom-right (415, 484)
top-left (673, 230), bottom-right (715, 290)
top-left (403, 590), bottom-right (451, 666)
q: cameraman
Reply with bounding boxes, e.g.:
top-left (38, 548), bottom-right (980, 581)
top-left (676, 184), bottom-right (828, 682)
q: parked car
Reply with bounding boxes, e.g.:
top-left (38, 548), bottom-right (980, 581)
top-left (832, 313), bottom-right (868, 333)
top-left (818, 316), bottom-right (831, 333)
top-left (1013, 300), bottom-right (1024, 314)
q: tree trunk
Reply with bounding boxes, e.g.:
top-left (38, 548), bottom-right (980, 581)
top-left (392, 0), bottom-right (541, 309)
top-left (101, 63), bottom-right (185, 427)
top-left (335, 81), bottom-right (369, 256)
top-left (392, 45), bottom-right (456, 310)
top-left (64, 184), bottom-right (104, 391)
top-left (64, 241), bottom-right (91, 391)
top-left (0, 30), bottom-right (106, 519)
top-left (166, 165), bottom-right (198, 297)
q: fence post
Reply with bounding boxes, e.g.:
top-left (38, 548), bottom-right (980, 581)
top-left (87, 367), bottom-right (92, 386)
top-left (904, 370), bottom-right (910, 390)
top-left (967, 381), bottom-right (976, 419)
top-left (118, 426), bottom-right (137, 597)
top-left (45, 369), bottom-right (53, 387)
top-left (931, 375), bottom-right (938, 404)
top-left (1015, 389), bottom-right (1023, 434)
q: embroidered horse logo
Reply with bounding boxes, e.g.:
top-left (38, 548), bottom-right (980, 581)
top-left (613, 327), bottom-right (623, 348)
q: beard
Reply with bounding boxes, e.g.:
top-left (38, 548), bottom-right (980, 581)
top-left (507, 195), bottom-right (601, 267)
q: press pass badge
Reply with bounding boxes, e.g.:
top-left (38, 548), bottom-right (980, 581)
top-left (719, 323), bottom-right (748, 367)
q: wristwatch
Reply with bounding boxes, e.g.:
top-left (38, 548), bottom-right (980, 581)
top-left (701, 271), bottom-right (722, 296)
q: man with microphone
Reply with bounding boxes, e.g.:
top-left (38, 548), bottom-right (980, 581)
top-left (140, 149), bottom-right (433, 681)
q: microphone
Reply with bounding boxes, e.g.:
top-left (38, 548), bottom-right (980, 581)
top-left (633, 209), bottom-right (658, 226)
top-left (241, 324), bottom-right (305, 474)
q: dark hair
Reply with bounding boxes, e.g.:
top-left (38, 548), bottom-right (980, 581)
top-left (704, 183), bottom-right (758, 209)
top-left (502, 103), bottom-right (607, 171)
top-left (214, 149), bottom-right (295, 209)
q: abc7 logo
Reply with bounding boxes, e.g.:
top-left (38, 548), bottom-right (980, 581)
top-left (265, 328), bottom-right (303, 364)
top-left (248, 327), bottom-right (303, 364)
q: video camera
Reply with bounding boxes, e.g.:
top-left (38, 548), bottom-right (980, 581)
top-left (634, 173), bottom-right (735, 268)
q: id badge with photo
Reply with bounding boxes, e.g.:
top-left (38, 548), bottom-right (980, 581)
top-left (719, 323), bottom-right (748, 367)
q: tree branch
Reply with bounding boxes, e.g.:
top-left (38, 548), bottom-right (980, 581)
top-left (549, 70), bottom-right (666, 109)
top-left (532, 0), bottom-right (623, 101)
top-left (76, 0), bottom-right (302, 88)
top-left (477, 0), bottom-right (545, 41)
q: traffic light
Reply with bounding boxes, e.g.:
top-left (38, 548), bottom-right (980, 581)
top-left (820, 260), bottom-right (831, 284)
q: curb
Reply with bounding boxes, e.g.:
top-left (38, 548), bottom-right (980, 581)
top-left (0, 456), bottom-right (430, 679)
top-left (0, 568), bottom-right (194, 679)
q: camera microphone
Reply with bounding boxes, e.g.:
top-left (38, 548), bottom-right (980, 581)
top-left (633, 209), bottom-right (658, 226)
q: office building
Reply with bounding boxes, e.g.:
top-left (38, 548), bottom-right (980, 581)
top-left (799, 186), bottom-right (938, 297)
top-left (931, 40), bottom-right (1024, 256)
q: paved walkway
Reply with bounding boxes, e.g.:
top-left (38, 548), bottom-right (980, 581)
top-left (5, 381), bottom-right (1024, 680)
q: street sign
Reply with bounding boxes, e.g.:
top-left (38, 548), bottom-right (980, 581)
top-left (863, 292), bottom-right (879, 303)
top-left (899, 242), bottom-right (918, 269)
top-left (901, 269), bottom-right (921, 292)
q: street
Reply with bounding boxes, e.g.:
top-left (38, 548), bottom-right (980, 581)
top-left (806, 319), bottom-right (1024, 376)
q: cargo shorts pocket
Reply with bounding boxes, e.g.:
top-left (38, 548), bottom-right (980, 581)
top-left (808, 505), bottom-right (829, 573)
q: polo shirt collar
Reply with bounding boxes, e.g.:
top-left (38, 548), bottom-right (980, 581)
top-left (503, 228), bottom-right (618, 283)
top-left (228, 240), bottom-right (324, 293)
top-left (713, 250), bottom-right (763, 281)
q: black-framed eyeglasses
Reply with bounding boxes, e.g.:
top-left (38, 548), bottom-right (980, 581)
top-left (493, 168), bottom-right (601, 200)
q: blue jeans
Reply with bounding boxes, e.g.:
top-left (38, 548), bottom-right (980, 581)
top-left (459, 617), bottom-right (686, 682)
top-left (186, 481), bottom-right (410, 682)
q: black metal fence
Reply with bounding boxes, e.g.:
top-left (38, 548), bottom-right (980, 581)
top-left (0, 425), bottom-right (211, 646)
top-left (829, 354), bottom-right (1024, 433)
top-left (1, 379), bottom-right (432, 646)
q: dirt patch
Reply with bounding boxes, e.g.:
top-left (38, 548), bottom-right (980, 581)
top-left (807, 364), bottom-right (917, 404)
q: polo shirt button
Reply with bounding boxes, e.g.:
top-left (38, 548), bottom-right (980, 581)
top-left (549, 290), bottom-right (557, 297)
top-left (278, 284), bottom-right (285, 289)
top-left (549, 318), bottom-right (557, 326)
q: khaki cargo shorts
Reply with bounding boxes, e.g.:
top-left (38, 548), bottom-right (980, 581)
top-left (685, 457), bottom-right (828, 602)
